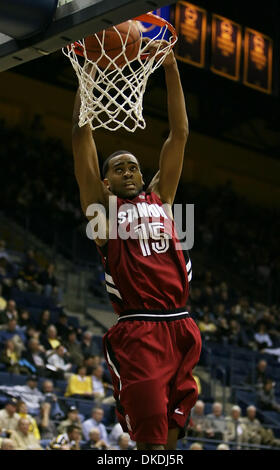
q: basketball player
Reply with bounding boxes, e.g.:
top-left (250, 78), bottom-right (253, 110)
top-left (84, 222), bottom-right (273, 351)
top-left (72, 43), bottom-right (201, 450)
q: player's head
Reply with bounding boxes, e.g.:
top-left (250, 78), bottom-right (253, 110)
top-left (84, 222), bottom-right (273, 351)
top-left (102, 150), bottom-right (144, 199)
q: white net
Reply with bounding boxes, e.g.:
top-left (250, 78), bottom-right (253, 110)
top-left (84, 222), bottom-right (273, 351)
top-left (62, 14), bottom-right (177, 132)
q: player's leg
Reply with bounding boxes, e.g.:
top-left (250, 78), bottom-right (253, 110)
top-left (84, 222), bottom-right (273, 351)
top-left (165, 428), bottom-right (180, 450)
top-left (137, 442), bottom-right (165, 450)
top-left (137, 442), bottom-right (147, 450)
top-left (167, 318), bottom-right (202, 450)
top-left (166, 413), bottom-right (192, 449)
top-left (147, 444), bottom-right (165, 450)
top-left (104, 320), bottom-right (180, 448)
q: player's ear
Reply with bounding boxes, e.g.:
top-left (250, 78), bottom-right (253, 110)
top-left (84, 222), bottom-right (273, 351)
top-left (103, 178), bottom-right (111, 190)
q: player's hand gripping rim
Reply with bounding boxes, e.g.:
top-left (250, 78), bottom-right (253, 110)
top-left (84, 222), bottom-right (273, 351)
top-left (141, 38), bottom-right (176, 67)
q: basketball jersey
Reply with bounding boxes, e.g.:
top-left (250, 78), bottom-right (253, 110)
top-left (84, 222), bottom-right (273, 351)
top-left (98, 191), bottom-right (192, 316)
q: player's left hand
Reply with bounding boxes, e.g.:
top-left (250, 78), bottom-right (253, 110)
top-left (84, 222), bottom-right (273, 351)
top-left (142, 38), bottom-right (176, 66)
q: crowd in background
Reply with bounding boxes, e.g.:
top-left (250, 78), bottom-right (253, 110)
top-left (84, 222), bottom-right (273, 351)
top-left (0, 122), bottom-right (280, 450)
top-left (188, 399), bottom-right (280, 450)
top-left (0, 119), bottom-right (279, 297)
top-left (0, 393), bottom-right (135, 450)
top-left (189, 274), bottom-right (280, 354)
top-left (0, 244), bottom-right (134, 449)
top-left (0, 242), bottom-right (62, 306)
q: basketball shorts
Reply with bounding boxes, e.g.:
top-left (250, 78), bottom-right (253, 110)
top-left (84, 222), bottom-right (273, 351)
top-left (103, 314), bottom-right (202, 445)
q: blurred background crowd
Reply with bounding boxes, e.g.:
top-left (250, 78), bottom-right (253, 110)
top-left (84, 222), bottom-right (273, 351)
top-left (0, 118), bottom-right (279, 450)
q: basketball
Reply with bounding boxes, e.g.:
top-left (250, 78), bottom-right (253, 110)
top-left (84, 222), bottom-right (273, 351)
top-left (78, 20), bottom-right (141, 70)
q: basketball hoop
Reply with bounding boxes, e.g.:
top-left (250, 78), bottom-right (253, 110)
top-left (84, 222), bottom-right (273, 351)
top-left (62, 13), bottom-right (177, 132)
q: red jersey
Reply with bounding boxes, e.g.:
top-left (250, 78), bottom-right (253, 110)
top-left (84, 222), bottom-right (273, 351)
top-left (98, 191), bottom-right (192, 317)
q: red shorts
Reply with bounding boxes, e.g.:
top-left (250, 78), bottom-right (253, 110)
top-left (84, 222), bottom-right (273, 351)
top-left (103, 314), bottom-right (202, 445)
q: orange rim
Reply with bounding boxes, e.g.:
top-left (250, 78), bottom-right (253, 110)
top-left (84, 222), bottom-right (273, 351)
top-left (69, 12), bottom-right (177, 60)
top-left (71, 42), bottom-right (85, 57)
top-left (133, 12), bottom-right (177, 58)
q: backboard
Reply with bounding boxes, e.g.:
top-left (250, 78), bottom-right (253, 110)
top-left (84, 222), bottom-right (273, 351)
top-left (0, 0), bottom-right (175, 72)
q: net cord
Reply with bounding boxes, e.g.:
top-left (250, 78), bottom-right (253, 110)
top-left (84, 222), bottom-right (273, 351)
top-left (62, 15), bottom-right (177, 132)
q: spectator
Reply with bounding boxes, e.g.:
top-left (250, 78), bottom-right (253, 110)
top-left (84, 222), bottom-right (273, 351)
top-left (0, 398), bottom-right (19, 433)
top-left (114, 433), bottom-right (134, 450)
top-left (258, 424), bottom-right (280, 448)
top-left (108, 422), bottom-right (135, 449)
top-left (0, 299), bottom-right (18, 324)
top-left (224, 405), bottom-right (248, 449)
top-left (227, 320), bottom-right (248, 347)
top-left (0, 375), bottom-right (44, 416)
top-left (259, 346), bottom-right (280, 363)
top-left (229, 304), bottom-right (243, 322)
top-left (6, 301), bottom-right (18, 319)
top-left (18, 251), bottom-right (41, 293)
top-left (91, 365), bottom-right (115, 404)
top-left (201, 286), bottom-right (215, 310)
top-left (261, 311), bottom-right (280, 347)
top-left (35, 402), bottom-right (58, 440)
top-left (81, 331), bottom-right (100, 357)
top-left (198, 314), bottom-right (217, 340)
top-left (41, 379), bottom-right (65, 419)
top-left (57, 406), bottom-right (82, 435)
top-left (241, 405), bottom-right (262, 449)
top-left (189, 442), bottom-right (203, 450)
top-left (18, 308), bottom-right (33, 330)
top-left (37, 310), bottom-right (51, 334)
top-left (37, 264), bottom-right (62, 305)
top-left (55, 313), bottom-right (71, 342)
top-left (205, 402), bottom-right (227, 441)
top-left (11, 417), bottom-right (43, 450)
top-left (41, 324), bottom-right (61, 352)
top-left (216, 443), bottom-right (230, 450)
top-left (257, 378), bottom-right (280, 412)
top-left (0, 339), bottom-right (22, 374)
top-left (0, 318), bottom-right (26, 355)
top-left (254, 322), bottom-right (273, 350)
top-left (49, 424), bottom-right (82, 450)
top-left (82, 407), bottom-right (109, 443)
top-left (83, 354), bottom-right (101, 375)
top-left (237, 405), bottom-right (280, 449)
top-left (247, 359), bottom-right (269, 390)
top-left (81, 427), bottom-right (110, 450)
top-left (25, 325), bottom-right (41, 344)
top-left (215, 317), bottom-right (230, 344)
top-left (17, 400), bottom-right (41, 440)
top-left (64, 330), bottom-right (84, 367)
top-left (188, 401), bottom-right (208, 438)
top-left (242, 314), bottom-right (258, 349)
top-left (46, 344), bottom-right (72, 379)
top-left (22, 337), bottom-right (47, 376)
top-left (41, 379), bottom-right (55, 396)
top-left (65, 365), bottom-right (93, 399)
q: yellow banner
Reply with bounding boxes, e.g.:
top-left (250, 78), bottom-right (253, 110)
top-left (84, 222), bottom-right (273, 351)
top-left (175, 1), bottom-right (207, 68)
top-left (243, 28), bottom-right (273, 94)
top-left (211, 14), bottom-right (242, 81)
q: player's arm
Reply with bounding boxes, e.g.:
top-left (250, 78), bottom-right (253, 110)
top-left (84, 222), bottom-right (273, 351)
top-left (148, 49), bottom-right (189, 205)
top-left (72, 88), bottom-right (111, 216)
